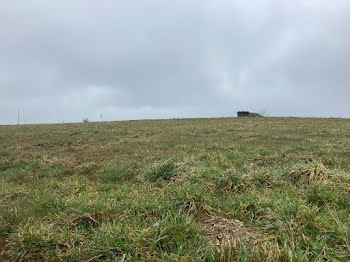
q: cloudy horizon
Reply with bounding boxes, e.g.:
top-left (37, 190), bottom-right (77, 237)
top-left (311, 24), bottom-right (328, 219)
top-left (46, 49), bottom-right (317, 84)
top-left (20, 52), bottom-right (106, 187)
top-left (1, 0), bottom-right (349, 125)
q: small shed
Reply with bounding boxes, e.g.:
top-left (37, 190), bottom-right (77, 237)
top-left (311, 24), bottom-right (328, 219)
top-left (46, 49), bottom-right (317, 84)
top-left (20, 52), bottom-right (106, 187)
top-left (237, 111), bottom-right (250, 117)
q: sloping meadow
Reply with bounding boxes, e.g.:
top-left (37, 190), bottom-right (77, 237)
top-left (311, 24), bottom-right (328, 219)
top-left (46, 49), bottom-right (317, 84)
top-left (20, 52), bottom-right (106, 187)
top-left (0, 118), bottom-right (350, 261)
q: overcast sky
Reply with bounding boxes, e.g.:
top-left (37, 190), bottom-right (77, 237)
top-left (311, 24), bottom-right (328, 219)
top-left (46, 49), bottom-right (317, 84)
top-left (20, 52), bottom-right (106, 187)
top-left (0, 0), bottom-right (349, 124)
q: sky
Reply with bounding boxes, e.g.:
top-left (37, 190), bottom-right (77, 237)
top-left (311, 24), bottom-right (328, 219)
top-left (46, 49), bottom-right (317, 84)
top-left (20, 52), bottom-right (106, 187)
top-left (0, 0), bottom-right (349, 124)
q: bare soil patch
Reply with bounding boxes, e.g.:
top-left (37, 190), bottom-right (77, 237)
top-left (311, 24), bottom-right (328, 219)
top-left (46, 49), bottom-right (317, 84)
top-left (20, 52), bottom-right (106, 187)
top-left (0, 240), bottom-right (10, 262)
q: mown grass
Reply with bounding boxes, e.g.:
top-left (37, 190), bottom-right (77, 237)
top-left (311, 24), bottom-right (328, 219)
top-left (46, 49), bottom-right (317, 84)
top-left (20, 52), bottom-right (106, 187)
top-left (0, 117), bottom-right (350, 261)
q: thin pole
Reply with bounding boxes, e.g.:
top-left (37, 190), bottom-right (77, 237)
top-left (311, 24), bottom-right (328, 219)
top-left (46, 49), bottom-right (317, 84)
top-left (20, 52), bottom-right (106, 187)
top-left (17, 108), bottom-right (19, 125)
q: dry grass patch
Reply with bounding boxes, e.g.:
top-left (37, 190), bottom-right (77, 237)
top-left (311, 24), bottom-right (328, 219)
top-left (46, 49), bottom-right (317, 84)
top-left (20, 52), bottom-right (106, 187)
top-left (202, 214), bottom-right (259, 245)
top-left (288, 162), bottom-right (329, 186)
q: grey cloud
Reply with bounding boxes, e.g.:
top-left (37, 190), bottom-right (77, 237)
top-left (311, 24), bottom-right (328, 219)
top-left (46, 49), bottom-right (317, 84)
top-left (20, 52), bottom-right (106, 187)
top-left (0, 0), bottom-right (349, 124)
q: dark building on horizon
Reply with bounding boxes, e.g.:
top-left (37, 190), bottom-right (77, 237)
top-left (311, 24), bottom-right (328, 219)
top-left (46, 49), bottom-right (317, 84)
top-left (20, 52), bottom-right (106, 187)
top-left (237, 111), bottom-right (250, 117)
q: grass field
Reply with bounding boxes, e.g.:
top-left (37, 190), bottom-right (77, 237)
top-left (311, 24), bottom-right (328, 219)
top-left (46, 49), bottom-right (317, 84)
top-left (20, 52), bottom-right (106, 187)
top-left (1, 117), bottom-right (350, 261)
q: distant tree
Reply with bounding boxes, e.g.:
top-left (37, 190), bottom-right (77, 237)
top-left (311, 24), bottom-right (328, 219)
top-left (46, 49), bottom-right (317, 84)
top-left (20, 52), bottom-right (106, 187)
top-left (248, 112), bottom-right (264, 118)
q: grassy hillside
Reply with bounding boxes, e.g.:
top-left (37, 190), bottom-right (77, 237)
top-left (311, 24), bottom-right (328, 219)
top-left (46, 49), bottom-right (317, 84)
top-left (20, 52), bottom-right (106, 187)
top-left (1, 118), bottom-right (350, 261)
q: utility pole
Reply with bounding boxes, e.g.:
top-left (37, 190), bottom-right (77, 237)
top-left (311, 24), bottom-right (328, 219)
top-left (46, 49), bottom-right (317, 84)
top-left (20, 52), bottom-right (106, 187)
top-left (17, 108), bottom-right (20, 125)
top-left (100, 113), bottom-right (103, 122)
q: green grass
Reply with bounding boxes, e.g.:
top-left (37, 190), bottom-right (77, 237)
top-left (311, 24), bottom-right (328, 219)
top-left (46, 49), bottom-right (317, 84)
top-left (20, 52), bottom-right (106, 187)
top-left (0, 117), bottom-right (350, 261)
